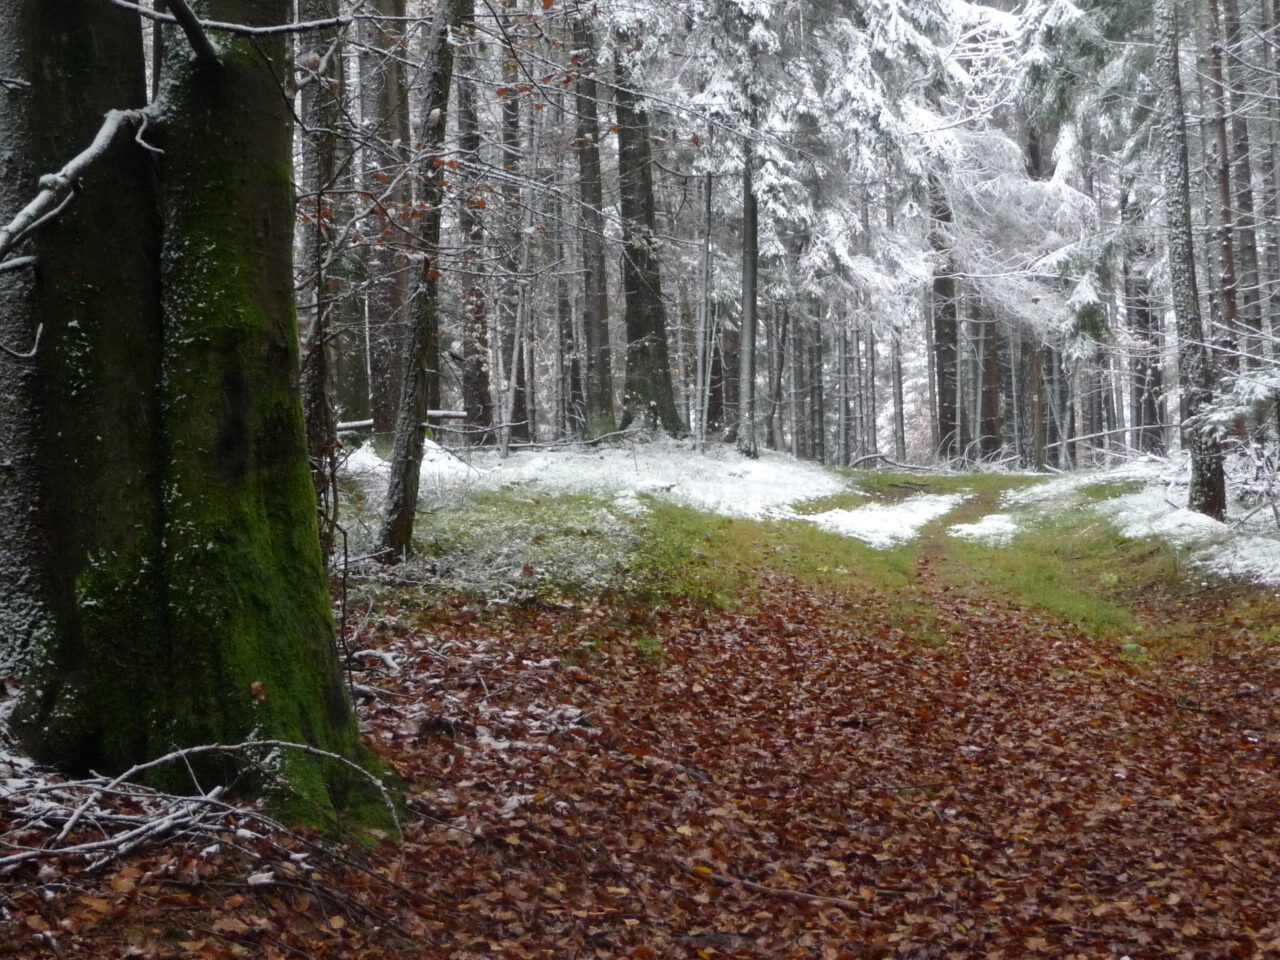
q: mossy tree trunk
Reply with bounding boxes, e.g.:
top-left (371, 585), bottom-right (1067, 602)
top-left (149, 1), bottom-right (365, 803)
top-left (3, 0), bottom-right (167, 768)
top-left (4, 1), bottom-right (375, 818)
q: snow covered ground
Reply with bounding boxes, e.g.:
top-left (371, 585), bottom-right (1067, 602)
top-left (343, 439), bottom-right (1280, 586)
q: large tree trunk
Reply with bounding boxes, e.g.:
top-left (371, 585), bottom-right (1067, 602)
top-left (378, 0), bottom-right (465, 559)
top-left (572, 15), bottom-right (616, 437)
top-left (1, 2), bottom-right (165, 760)
top-left (7, 1), bottom-right (372, 812)
top-left (149, 0), bottom-right (366, 802)
top-left (1157, 0), bottom-right (1226, 519)
top-left (613, 54), bottom-right (682, 434)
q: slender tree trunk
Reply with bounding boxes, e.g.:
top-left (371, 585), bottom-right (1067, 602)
top-left (768, 307), bottom-right (789, 451)
top-left (378, 0), bottom-right (465, 558)
top-left (838, 330), bottom-right (850, 464)
top-left (978, 311), bottom-right (1001, 458)
top-left (892, 334), bottom-right (907, 461)
top-left (1220, 0), bottom-right (1263, 364)
top-left (1204, 0), bottom-right (1242, 364)
top-left (499, 0), bottom-right (529, 442)
top-left (791, 316), bottom-right (808, 458)
top-left (298, 0), bottom-right (343, 560)
top-left (1158, 0), bottom-right (1227, 519)
top-left (572, 16), bottom-right (616, 437)
top-left (1121, 185), bottom-right (1166, 454)
top-left (930, 179), bottom-right (960, 460)
top-left (865, 329), bottom-right (878, 455)
top-left (737, 144), bottom-right (758, 456)
top-left (810, 332), bottom-right (826, 463)
top-left (1259, 0), bottom-right (1280, 372)
top-left (363, 0), bottom-right (411, 433)
top-left (457, 11), bottom-right (495, 445)
top-left (613, 52), bottom-right (682, 433)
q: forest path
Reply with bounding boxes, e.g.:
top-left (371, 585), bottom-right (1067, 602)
top-left (340, 520), bottom-right (1280, 958)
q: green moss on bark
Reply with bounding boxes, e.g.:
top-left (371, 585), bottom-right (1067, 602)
top-left (148, 10), bottom-right (371, 815)
top-left (13, 3), bottom-right (387, 828)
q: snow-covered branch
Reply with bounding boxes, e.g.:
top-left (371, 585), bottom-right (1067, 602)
top-left (0, 108), bottom-right (142, 263)
top-left (159, 0), bottom-right (219, 69)
top-left (104, 0), bottom-right (352, 36)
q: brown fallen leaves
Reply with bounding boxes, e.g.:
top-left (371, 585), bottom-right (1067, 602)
top-left (4, 571), bottom-right (1280, 958)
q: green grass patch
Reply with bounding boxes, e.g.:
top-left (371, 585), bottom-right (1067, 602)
top-left (941, 511), bottom-right (1178, 640)
top-left (1078, 479), bottom-right (1145, 501)
top-left (837, 469), bottom-right (1044, 502)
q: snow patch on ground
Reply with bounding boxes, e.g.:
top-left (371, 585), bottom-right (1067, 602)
top-left (807, 494), bottom-right (968, 549)
top-left (1094, 483), bottom-right (1280, 585)
top-left (344, 436), bottom-right (849, 520)
top-left (949, 512), bottom-right (1019, 547)
top-left (343, 439), bottom-right (1280, 585)
top-left (458, 439), bottom-right (848, 519)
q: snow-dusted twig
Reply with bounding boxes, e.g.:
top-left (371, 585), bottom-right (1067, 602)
top-left (0, 109), bottom-right (141, 262)
top-left (0, 255), bottom-right (36, 275)
top-left (0, 739), bottom-right (397, 874)
top-left (351, 648), bottom-right (402, 675)
top-left (105, 0), bottom-right (353, 36)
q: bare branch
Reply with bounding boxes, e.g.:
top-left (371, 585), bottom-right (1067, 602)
top-left (0, 109), bottom-right (142, 262)
top-left (104, 0), bottom-right (352, 37)
top-left (0, 256), bottom-right (36, 276)
top-left (160, 0), bottom-right (220, 70)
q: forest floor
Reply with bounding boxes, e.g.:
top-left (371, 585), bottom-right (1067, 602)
top-left (4, 448), bottom-right (1280, 958)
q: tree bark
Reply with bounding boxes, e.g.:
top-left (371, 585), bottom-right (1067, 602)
top-left (1203, 0), bottom-right (1242, 365)
top-left (737, 144), bottom-right (758, 456)
top-left (378, 0), bottom-right (465, 559)
top-left (6, 1), bottom-right (373, 812)
top-left (613, 53), bottom-right (682, 434)
top-left (1157, 0), bottom-right (1226, 519)
top-left (362, 0), bottom-right (412, 433)
top-left (929, 178), bottom-right (960, 460)
top-left (298, 0), bottom-right (343, 560)
top-left (457, 6), bottom-right (495, 444)
top-left (572, 15), bottom-right (616, 437)
top-left (1121, 186), bottom-right (1165, 454)
top-left (1, 2), bottom-right (165, 755)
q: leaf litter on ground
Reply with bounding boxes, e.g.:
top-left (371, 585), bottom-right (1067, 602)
top-left (4, 441), bottom-right (1280, 957)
